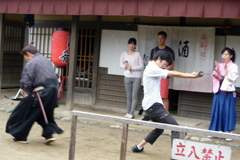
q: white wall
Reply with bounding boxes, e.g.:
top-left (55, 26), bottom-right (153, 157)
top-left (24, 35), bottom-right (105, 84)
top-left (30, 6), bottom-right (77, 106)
top-left (99, 30), bottom-right (138, 76)
top-left (214, 36), bottom-right (225, 65)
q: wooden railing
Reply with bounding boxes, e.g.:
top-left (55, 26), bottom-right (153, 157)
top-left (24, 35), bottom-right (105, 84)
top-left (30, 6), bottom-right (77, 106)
top-left (69, 110), bottom-right (240, 160)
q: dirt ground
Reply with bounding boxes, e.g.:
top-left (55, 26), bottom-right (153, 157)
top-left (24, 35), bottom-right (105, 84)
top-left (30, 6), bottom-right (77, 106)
top-left (0, 107), bottom-right (173, 160)
top-left (0, 91), bottom-right (239, 160)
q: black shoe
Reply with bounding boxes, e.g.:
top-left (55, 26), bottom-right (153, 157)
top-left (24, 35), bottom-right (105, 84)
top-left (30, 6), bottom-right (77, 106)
top-left (13, 138), bottom-right (28, 144)
top-left (132, 145), bottom-right (144, 152)
top-left (138, 108), bottom-right (144, 115)
top-left (142, 115), bottom-right (150, 121)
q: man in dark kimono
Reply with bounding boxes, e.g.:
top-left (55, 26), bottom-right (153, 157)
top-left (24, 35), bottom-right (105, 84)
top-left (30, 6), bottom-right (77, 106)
top-left (6, 45), bottom-right (63, 144)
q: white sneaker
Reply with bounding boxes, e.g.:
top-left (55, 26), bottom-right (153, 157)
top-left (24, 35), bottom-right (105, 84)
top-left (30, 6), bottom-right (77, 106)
top-left (45, 137), bottom-right (56, 144)
top-left (125, 114), bottom-right (129, 118)
top-left (226, 132), bottom-right (233, 141)
top-left (128, 114), bottom-right (134, 119)
top-left (207, 136), bottom-right (213, 138)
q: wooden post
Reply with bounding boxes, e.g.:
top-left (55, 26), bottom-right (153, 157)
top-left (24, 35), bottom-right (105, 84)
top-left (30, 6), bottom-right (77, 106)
top-left (179, 132), bottom-right (186, 140)
top-left (23, 26), bottom-right (29, 65)
top-left (69, 115), bottom-right (78, 160)
top-left (91, 16), bottom-right (101, 107)
top-left (66, 16), bottom-right (79, 110)
top-left (0, 14), bottom-right (4, 94)
top-left (120, 123), bottom-right (129, 160)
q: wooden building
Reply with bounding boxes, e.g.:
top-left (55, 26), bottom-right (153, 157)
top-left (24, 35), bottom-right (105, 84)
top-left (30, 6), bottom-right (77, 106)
top-left (1, 0), bottom-right (240, 123)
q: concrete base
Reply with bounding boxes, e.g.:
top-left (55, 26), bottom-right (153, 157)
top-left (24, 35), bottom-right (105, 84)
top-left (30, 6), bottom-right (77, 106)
top-left (94, 104), bottom-right (127, 114)
top-left (60, 91), bottom-right (92, 106)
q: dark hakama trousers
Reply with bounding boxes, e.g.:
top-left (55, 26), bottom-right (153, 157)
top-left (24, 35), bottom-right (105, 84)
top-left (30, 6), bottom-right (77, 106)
top-left (209, 87), bottom-right (237, 132)
top-left (6, 79), bottom-right (63, 140)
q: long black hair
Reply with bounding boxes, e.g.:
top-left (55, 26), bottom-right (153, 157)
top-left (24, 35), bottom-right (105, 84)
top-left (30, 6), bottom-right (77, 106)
top-left (221, 47), bottom-right (236, 63)
top-left (128, 38), bottom-right (137, 45)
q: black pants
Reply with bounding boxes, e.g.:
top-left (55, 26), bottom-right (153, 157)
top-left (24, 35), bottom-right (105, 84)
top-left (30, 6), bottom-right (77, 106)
top-left (144, 103), bottom-right (180, 145)
top-left (6, 79), bottom-right (63, 140)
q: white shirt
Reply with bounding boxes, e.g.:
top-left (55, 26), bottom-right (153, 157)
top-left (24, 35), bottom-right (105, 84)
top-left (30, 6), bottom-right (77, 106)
top-left (221, 63), bottom-right (239, 91)
top-left (120, 51), bottom-right (144, 78)
top-left (142, 61), bottom-right (169, 110)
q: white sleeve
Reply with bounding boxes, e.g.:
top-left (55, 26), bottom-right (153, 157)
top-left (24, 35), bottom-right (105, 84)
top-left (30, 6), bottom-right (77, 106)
top-left (144, 66), bottom-right (169, 78)
top-left (226, 64), bottom-right (239, 82)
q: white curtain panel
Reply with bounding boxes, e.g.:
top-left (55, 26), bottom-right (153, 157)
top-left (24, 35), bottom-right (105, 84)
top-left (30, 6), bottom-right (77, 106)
top-left (138, 25), bottom-right (215, 93)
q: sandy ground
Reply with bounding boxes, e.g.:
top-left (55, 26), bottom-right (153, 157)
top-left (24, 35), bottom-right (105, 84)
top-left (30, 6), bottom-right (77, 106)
top-left (0, 107), bottom-right (173, 160)
top-left (0, 90), bottom-right (240, 160)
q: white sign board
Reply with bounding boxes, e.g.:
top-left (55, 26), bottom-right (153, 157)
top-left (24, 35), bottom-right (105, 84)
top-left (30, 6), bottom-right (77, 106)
top-left (99, 30), bottom-right (138, 76)
top-left (172, 139), bottom-right (231, 160)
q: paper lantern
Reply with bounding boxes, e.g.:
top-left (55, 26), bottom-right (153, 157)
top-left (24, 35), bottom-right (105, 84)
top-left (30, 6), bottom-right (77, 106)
top-left (51, 29), bottom-right (71, 68)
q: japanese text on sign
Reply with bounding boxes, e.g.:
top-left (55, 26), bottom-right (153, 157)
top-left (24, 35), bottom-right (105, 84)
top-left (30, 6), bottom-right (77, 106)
top-left (59, 36), bottom-right (70, 64)
top-left (200, 33), bottom-right (208, 61)
top-left (172, 139), bottom-right (231, 160)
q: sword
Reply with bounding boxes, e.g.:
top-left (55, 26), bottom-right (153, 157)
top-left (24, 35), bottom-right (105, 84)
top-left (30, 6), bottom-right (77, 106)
top-left (198, 71), bottom-right (224, 77)
top-left (33, 87), bottom-right (48, 124)
top-left (36, 92), bottom-right (48, 124)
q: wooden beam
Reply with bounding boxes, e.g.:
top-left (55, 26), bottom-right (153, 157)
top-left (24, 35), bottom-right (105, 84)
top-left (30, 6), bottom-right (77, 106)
top-left (180, 17), bottom-right (186, 26)
top-left (0, 14), bottom-right (4, 93)
top-left (34, 20), bottom-right (134, 31)
top-left (66, 16), bottom-right (79, 110)
top-left (69, 110), bottom-right (240, 159)
top-left (71, 110), bottom-right (240, 140)
top-left (69, 115), bottom-right (78, 160)
top-left (120, 123), bottom-right (128, 160)
top-left (91, 16), bottom-right (101, 106)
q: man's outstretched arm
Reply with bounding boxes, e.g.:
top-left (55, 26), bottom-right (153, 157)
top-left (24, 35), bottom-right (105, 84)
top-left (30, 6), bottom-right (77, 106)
top-left (168, 70), bottom-right (199, 78)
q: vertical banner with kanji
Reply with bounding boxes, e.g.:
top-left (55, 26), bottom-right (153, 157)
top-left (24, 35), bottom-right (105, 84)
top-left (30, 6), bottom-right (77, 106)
top-left (138, 25), bottom-right (215, 93)
top-left (172, 139), bottom-right (231, 160)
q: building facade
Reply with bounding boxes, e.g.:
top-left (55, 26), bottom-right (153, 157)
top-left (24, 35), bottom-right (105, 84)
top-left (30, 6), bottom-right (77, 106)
top-left (0, 0), bottom-right (240, 123)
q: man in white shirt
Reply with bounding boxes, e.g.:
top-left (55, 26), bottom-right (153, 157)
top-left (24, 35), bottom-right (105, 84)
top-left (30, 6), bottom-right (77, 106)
top-left (132, 50), bottom-right (199, 154)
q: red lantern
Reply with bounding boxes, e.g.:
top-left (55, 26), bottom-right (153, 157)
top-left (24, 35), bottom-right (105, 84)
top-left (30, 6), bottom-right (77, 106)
top-left (51, 29), bottom-right (71, 68)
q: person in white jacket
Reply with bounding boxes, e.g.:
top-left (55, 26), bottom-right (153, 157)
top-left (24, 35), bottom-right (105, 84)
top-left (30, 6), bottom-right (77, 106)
top-left (120, 38), bottom-right (144, 119)
top-left (131, 50), bottom-right (199, 155)
top-left (208, 47), bottom-right (239, 142)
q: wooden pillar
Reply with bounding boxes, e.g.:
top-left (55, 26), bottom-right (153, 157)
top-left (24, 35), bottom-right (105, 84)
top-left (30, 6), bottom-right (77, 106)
top-left (120, 123), bottom-right (129, 160)
top-left (23, 26), bottom-right (29, 65)
top-left (66, 16), bottom-right (79, 110)
top-left (179, 132), bottom-right (186, 139)
top-left (69, 115), bottom-right (78, 160)
top-left (91, 16), bottom-right (101, 107)
top-left (0, 14), bottom-right (4, 94)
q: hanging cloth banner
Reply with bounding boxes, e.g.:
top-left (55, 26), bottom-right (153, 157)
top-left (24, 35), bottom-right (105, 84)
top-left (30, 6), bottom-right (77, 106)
top-left (138, 25), bottom-right (215, 93)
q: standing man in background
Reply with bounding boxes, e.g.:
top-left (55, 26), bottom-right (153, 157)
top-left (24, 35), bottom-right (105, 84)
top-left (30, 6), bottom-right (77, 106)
top-left (149, 31), bottom-right (175, 111)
